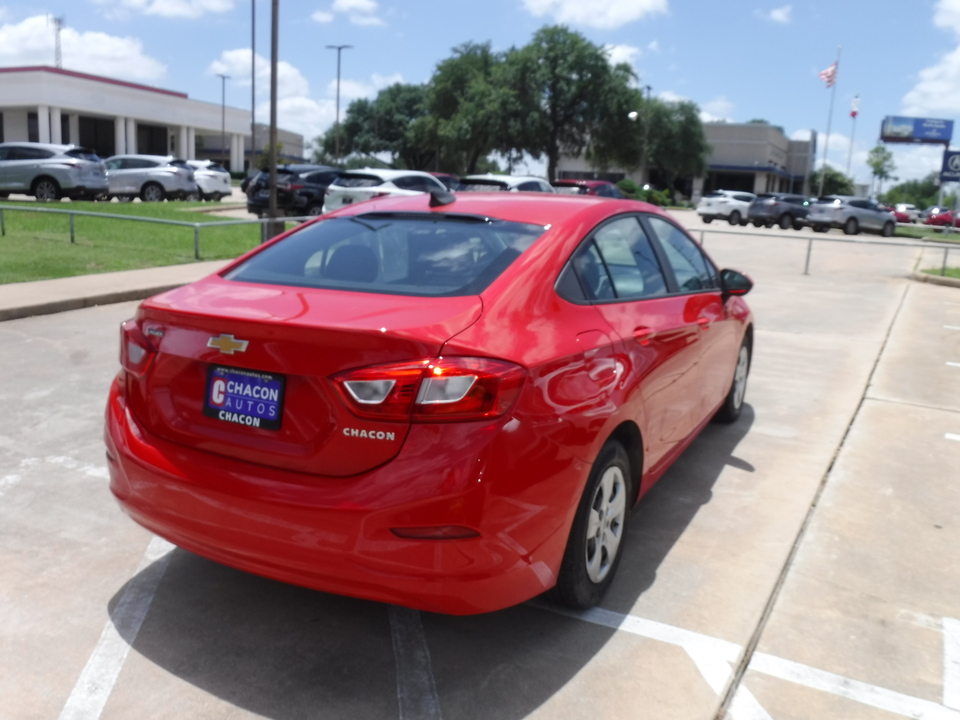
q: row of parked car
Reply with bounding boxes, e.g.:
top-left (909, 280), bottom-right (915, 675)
top-left (0, 141), bottom-right (232, 202)
top-left (241, 164), bottom-right (627, 217)
top-left (697, 189), bottom-right (906, 236)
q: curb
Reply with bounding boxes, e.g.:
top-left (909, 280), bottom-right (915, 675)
top-left (910, 270), bottom-right (960, 288)
top-left (0, 284), bottom-right (185, 323)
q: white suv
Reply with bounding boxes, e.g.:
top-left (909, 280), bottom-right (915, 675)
top-left (697, 190), bottom-right (756, 225)
top-left (459, 174), bottom-right (555, 192)
top-left (322, 168), bottom-right (448, 213)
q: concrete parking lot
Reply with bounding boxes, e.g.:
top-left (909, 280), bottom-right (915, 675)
top-left (1, 225), bottom-right (958, 719)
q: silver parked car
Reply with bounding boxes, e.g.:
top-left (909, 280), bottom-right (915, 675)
top-left (805, 196), bottom-right (896, 236)
top-left (0, 142), bottom-right (108, 201)
top-left (186, 160), bottom-right (232, 201)
top-left (103, 155), bottom-right (199, 202)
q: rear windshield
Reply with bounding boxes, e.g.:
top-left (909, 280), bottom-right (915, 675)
top-left (224, 214), bottom-right (546, 297)
top-left (553, 185), bottom-right (587, 195)
top-left (65, 148), bottom-right (101, 162)
top-left (332, 174), bottom-right (384, 188)
top-left (167, 160), bottom-right (191, 169)
top-left (460, 180), bottom-right (508, 192)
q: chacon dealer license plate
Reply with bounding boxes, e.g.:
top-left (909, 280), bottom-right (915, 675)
top-left (203, 365), bottom-right (285, 431)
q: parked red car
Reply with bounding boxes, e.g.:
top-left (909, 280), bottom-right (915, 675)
top-left (882, 205), bottom-right (911, 224)
top-left (106, 192), bottom-right (754, 614)
top-left (552, 179), bottom-right (626, 198)
top-left (924, 208), bottom-right (960, 227)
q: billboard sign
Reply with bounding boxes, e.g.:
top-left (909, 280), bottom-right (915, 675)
top-left (942, 151), bottom-right (960, 182)
top-left (881, 116), bottom-right (953, 144)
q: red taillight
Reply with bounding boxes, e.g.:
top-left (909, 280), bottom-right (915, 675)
top-left (119, 320), bottom-right (156, 378)
top-left (333, 357), bottom-right (525, 422)
top-left (289, 183), bottom-right (305, 190)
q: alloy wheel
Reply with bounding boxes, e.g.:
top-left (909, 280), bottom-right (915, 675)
top-left (35, 180), bottom-right (58, 201)
top-left (733, 346), bottom-right (749, 409)
top-left (584, 466), bottom-right (626, 584)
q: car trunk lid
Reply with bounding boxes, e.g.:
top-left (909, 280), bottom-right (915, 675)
top-left (126, 276), bottom-right (483, 476)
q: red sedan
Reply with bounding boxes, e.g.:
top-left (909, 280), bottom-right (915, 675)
top-left (106, 192), bottom-right (754, 614)
top-left (924, 208), bottom-right (960, 227)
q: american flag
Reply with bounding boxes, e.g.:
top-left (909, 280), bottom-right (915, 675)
top-left (819, 62), bottom-right (838, 87)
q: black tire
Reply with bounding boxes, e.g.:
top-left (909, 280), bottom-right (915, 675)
top-left (184, 189), bottom-right (200, 202)
top-left (702, 216), bottom-right (713, 224)
top-left (714, 338), bottom-right (751, 424)
top-left (141, 182), bottom-right (165, 202)
top-left (778, 214), bottom-right (793, 230)
top-left (881, 221), bottom-right (895, 237)
top-left (306, 203), bottom-right (324, 216)
top-left (211, 193), bottom-right (223, 202)
top-left (553, 441), bottom-right (631, 609)
top-left (0, 192), bottom-right (9, 199)
top-left (813, 225), bottom-right (828, 233)
top-left (33, 177), bottom-right (61, 202)
top-left (115, 195), bottom-right (133, 203)
top-left (728, 210), bottom-right (741, 226)
top-left (792, 219), bottom-right (804, 231)
top-left (843, 217), bottom-right (859, 235)
top-left (752, 220), bottom-right (764, 227)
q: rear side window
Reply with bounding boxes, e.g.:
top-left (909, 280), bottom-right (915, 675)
top-left (734, 194), bottom-right (755, 203)
top-left (306, 171), bottom-right (338, 185)
top-left (333, 174), bottom-right (383, 188)
top-left (124, 158), bottom-right (159, 169)
top-left (224, 214), bottom-right (546, 297)
top-left (9, 146), bottom-right (54, 160)
top-left (646, 216), bottom-right (718, 292)
top-left (560, 217), bottom-right (667, 303)
top-left (65, 148), bottom-right (101, 162)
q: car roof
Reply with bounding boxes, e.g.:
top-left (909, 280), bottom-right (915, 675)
top-left (106, 154), bottom-right (178, 161)
top-left (322, 188), bottom-right (665, 227)
top-left (552, 179), bottom-right (612, 188)
top-left (341, 167), bottom-right (436, 180)
top-left (462, 174), bottom-right (549, 187)
top-left (0, 142), bottom-right (83, 153)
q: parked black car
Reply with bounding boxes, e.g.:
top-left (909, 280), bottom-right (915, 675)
top-left (747, 193), bottom-right (813, 230)
top-left (245, 164), bottom-right (341, 216)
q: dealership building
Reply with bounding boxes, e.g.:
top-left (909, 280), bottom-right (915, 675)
top-left (0, 66), bottom-right (304, 169)
top-left (557, 121), bottom-right (817, 200)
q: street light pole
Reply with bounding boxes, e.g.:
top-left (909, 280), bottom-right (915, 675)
top-left (217, 73), bottom-right (229, 168)
top-left (250, 0), bottom-right (256, 174)
top-left (326, 44), bottom-right (353, 164)
top-left (268, 0), bottom-right (279, 225)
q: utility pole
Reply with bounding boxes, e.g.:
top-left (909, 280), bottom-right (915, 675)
top-left (250, 0), bottom-right (256, 174)
top-left (217, 73), bottom-right (229, 168)
top-left (326, 45), bottom-right (353, 165)
top-left (267, 0), bottom-right (280, 234)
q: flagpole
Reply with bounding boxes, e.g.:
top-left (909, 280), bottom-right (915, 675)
top-left (817, 45), bottom-right (842, 197)
top-left (846, 93), bottom-right (858, 178)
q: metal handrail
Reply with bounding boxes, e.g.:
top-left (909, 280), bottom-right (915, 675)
top-left (695, 226), bottom-right (955, 276)
top-left (0, 204), bottom-right (315, 259)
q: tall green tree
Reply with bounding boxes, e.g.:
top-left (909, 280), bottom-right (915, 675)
top-left (503, 26), bottom-right (627, 181)
top-left (881, 172), bottom-right (940, 209)
top-left (430, 42), bottom-right (512, 174)
top-left (649, 100), bottom-right (710, 192)
top-left (867, 145), bottom-right (896, 195)
top-left (810, 166), bottom-right (855, 196)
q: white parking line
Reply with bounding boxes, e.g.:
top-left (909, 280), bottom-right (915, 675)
top-left (946, 326), bottom-right (960, 330)
top-left (948, 362), bottom-right (960, 368)
top-left (751, 652), bottom-right (960, 720)
top-left (389, 606), bottom-right (442, 720)
top-left (947, 434), bottom-right (960, 442)
top-left (57, 536), bottom-right (174, 720)
top-left (945, 618), bottom-right (960, 710)
top-left (535, 603), bottom-right (960, 720)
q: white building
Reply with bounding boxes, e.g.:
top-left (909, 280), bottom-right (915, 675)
top-left (0, 65), bottom-right (303, 170)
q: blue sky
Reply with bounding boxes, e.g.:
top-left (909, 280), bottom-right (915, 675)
top-left (1, 0), bottom-right (959, 182)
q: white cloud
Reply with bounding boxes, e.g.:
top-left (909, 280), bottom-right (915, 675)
top-left (700, 95), bottom-right (735, 122)
top-left (604, 43), bottom-right (641, 67)
top-left (95, 0), bottom-right (234, 19)
top-left (521, 0), bottom-right (667, 29)
top-left (935, 0), bottom-right (960, 34)
top-left (313, 0), bottom-right (385, 26)
top-left (657, 90), bottom-right (687, 103)
top-left (902, 1), bottom-right (960, 117)
top-left (0, 8), bottom-right (11, 23)
top-left (790, 129), bottom-right (812, 141)
top-left (208, 49), bottom-right (309, 99)
top-left (0, 14), bottom-right (166, 80)
top-left (328, 71), bottom-right (403, 99)
top-left (646, 40), bottom-right (660, 53)
top-left (758, 4), bottom-right (792, 23)
top-left (257, 96), bottom-right (336, 147)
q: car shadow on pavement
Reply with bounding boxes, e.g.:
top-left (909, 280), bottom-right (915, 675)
top-left (108, 405), bottom-right (754, 720)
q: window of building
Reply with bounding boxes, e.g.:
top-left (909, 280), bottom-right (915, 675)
top-left (28, 112), bottom-right (38, 143)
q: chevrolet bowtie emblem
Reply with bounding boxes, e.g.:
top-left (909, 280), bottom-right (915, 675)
top-left (207, 334), bottom-right (249, 355)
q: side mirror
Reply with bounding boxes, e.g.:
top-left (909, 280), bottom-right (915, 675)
top-left (720, 269), bottom-right (753, 297)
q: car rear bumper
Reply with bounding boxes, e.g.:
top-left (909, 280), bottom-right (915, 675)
top-left (105, 379), bottom-right (586, 614)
